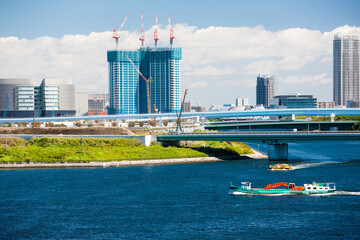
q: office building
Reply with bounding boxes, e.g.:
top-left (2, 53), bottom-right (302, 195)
top-left (235, 97), bottom-right (249, 107)
top-left (88, 93), bottom-right (108, 115)
top-left (333, 35), bottom-right (360, 106)
top-left (183, 102), bottom-right (191, 112)
top-left (270, 94), bottom-right (317, 108)
top-left (318, 101), bottom-right (335, 108)
top-left (256, 75), bottom-right (275, 106)
top-left (107, 47), bottom-right (182, 115)
top-left (0, 78), bottom-right (75, 118)
top-left (75, 88), bottom-right (88, 116)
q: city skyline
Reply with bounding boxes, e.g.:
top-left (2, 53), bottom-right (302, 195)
top-left (1, 0), bottom-right (360, 107)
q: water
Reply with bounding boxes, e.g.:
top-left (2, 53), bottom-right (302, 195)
top-left (1, 142), bottom-right (360, 239)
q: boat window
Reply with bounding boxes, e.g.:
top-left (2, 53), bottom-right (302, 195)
top-left (313, 187), bottom-right (316, 190)
top-left (307, 187), bottom-right (311, 190)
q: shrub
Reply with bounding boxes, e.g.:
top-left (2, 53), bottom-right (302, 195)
top-left (88, 122), bottom-right (94, 127)
top-left (139, 121), bottom-right (144, 127)
top-left (111, 121), bottom-right (117, 127)
top-left (75, 121), bottom-right (82, 127)
top-left (148, 120), bottom-right (156, 127)
top-left (45, 122), bottom-right (55, 127)
top-left (95, 120), bottom-right (99, 123)
top-left (128, 121), bottom-right (135, 128)
top-left (163, 120), bottom-right (169, 126)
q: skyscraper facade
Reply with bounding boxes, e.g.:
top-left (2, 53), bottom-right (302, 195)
top-left (107, 47), bottom-right (182, 115)
top-left (256, 75), bottom-right (275, 106)
top-left (333, 35), bottom-right (360, 106)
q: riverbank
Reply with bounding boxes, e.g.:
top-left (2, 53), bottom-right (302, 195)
top-left (0, 137), bottom-right (266, 168)
top-left (0, 149), bottom-right (267, 169)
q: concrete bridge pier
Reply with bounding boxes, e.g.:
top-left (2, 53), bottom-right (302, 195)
top-left (160, 140), bottom-right (181, 147)
top-left (267, 143), bottom-right (288, 161)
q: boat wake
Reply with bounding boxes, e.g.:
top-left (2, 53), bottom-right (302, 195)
top-left (309, 191), bottom-right (360, 196)
top-left (291, 161), bottom-right (339, 170)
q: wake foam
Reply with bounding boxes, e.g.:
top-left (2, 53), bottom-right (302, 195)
top-left (291, 161), bottom-right (339, 170)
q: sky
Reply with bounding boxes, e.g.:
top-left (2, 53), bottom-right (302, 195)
top-left (1, 0), bottom-right (360, 107)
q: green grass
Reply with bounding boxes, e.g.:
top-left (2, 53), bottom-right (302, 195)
top-left (0, 137), bottom-right (254, 164)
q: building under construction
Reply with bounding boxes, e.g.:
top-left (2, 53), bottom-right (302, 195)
top-left (107, 13), bottom-right (182, 115)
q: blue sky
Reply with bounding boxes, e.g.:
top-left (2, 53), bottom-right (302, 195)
top-left (0, 0), bottom-right (359, 106)
top-left (1, 0), bottom-right (359, 39)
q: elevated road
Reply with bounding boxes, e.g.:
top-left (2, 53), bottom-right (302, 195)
top-left (157, 131), bottom-right (360, 160)
top-left (1, 108), bottom-right (360, 123)
top-left (157, 131), bottom-right (360, 144)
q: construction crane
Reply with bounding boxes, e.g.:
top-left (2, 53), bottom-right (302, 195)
top-left (168, 15), bottom-right (175, 47)
top-left (3, 93), bottom-right (10, 119)
top-left (113, 14), bottom-right (129, 50)
top-left (124, 53), bottom-right (152, 114)
top-left (154, 14), bottom-right (159, 46)
top-left (139, 10), bottom-right (145, 47)
top-left (176, 89), bottom-right (188, 133)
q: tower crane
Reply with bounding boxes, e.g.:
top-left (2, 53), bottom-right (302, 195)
top-left (168, 15), bottom-right (175, 47)
top-left (113, 14), bottom-right (129, 50)
top-left (124, 53), bottom-right (152, 114)
top-left (176, 89), bottom-right (188, 133)
top-left (139, 11), bottom-right (145, 47)
top-left (154, 14), bottom-right (159, 47)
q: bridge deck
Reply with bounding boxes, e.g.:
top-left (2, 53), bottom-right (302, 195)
top-left (157, 131), bottom-right (360, 144)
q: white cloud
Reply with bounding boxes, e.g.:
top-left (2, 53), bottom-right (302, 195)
top-left (283, 73), bottom-right (331, 86)
top-left (0, 24), bottom-right (359, 105)
top-left (189, 81), bottom-right (209, 88)
top-left (185, 65), bottom-right (235, 76)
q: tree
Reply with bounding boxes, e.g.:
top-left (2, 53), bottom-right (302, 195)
top-left (111, 121), bottom-right (117, 127)
top-left (353, 121), bottom-right (360, 131)
top-left (128, 121), bottom-right (135, 128)
top-left (88, 122), bottom-right (94, 127)
top-left (148, 120), bottom-right (156, 127)
top-left (139, 121), bottom-right (144, 127)
top-left (95, 120), bottom-right (99, 124)
top-left (75, 121), bottom-right (82, 127)
top-left (163, 120), bottom-right (169, 126)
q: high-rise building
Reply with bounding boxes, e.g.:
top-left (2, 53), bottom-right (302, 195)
top-left (0, 78), bottom-right (76, 118)
top-left (107, 47), bottom-right (182, 115)
top-left (256, 75), bottom-right (275, 106)
top-left (333, 35), bottom-right (360, 106)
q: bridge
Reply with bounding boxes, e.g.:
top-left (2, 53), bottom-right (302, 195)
top-left (157, 131), bottom-right (360, 161)
top-left (1, 108), bottom-right (360, 123)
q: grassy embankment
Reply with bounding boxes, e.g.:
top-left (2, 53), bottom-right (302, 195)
top-left (0, 137), bottom-right (253, 164)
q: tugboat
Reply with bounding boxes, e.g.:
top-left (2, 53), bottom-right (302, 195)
top-left (229, 182), bottom-right (336, 195)
top-left (269, 163), bottom-right (292, 171)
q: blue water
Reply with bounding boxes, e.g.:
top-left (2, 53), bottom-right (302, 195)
top-left (1, 142), bottom-right (360, 239)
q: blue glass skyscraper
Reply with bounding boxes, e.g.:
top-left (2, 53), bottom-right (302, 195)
top-left (107, 47), bottom-right (182, 114)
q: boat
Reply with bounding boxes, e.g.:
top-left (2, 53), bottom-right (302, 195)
top-left (229, 182), bottom-right (336, 195)
top-left (269, 163), bottom-right (292, 171)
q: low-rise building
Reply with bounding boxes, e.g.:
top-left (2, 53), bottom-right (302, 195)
top-left (270, 94), bottom-right (317, 109)
top-left (0, 78), bottom-right (76, 118)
